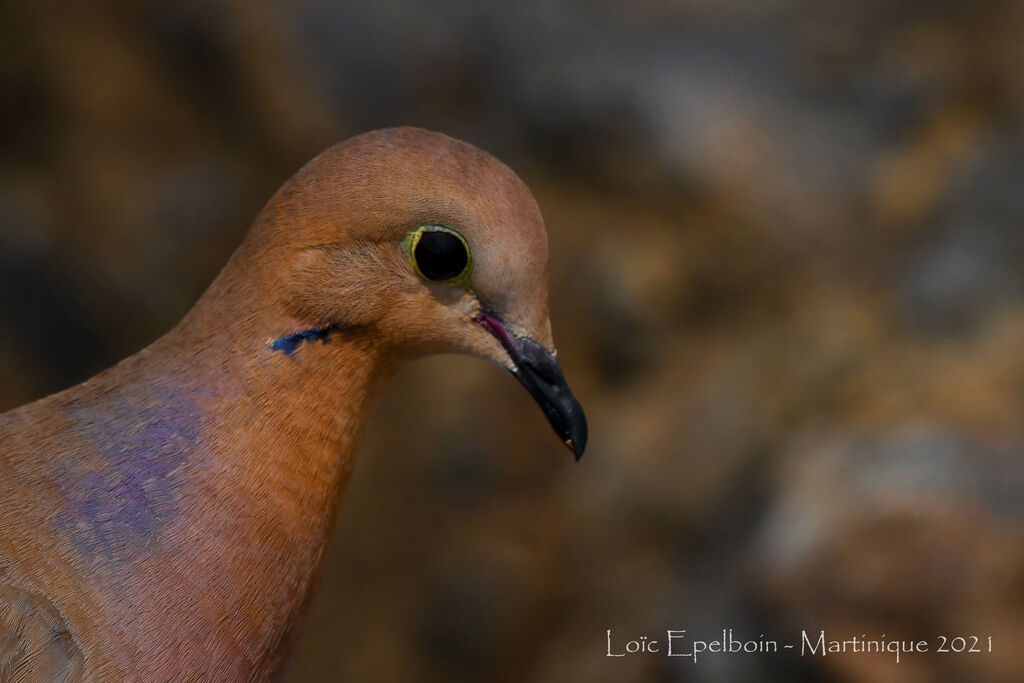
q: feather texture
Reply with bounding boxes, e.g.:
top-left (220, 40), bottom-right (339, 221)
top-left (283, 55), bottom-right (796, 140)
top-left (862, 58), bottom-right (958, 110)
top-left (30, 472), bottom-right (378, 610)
top-left (0, 127), bottom-right (581, 680)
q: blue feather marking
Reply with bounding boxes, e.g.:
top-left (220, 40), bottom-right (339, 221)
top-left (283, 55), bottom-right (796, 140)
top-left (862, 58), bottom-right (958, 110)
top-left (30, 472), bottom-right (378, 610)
top-left (269, 323), bottom-right (347, 356)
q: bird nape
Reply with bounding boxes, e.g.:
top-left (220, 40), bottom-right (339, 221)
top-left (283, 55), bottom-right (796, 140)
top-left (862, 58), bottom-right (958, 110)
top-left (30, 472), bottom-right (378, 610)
top-left (0, 127), bottom-right (586, 681)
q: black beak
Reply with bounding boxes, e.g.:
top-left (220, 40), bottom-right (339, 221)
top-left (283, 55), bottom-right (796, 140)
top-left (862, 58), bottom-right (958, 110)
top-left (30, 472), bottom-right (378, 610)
top-left (475, 312), bottom-right (588, 460)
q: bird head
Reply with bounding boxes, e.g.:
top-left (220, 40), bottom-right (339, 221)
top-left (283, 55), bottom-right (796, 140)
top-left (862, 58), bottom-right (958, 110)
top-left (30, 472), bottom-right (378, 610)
top-left (256, 127), bottom-right (587, 458)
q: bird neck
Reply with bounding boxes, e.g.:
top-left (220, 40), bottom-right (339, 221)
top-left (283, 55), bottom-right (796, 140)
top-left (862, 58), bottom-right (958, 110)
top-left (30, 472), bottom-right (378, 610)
top-left (111, 269), bottom-right (398, 677)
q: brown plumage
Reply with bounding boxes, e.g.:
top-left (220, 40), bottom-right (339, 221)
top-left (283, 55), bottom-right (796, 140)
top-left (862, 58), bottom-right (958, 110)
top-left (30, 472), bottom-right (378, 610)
top-left (0, 127), bottom-right (586, 681)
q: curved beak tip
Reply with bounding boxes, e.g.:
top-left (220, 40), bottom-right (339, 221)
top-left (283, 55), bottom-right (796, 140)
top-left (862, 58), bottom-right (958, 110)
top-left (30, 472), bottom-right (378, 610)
top-left (506, 338), bottom-right (588, 461)
top-left (566, 438), bottom-right (583, 461)
top-left (475, 312), bottom-right (587, 462)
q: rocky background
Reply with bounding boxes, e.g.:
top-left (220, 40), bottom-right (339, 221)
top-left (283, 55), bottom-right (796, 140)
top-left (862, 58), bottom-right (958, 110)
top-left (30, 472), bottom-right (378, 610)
top-left (3, 1), bottom-right (1024, 681)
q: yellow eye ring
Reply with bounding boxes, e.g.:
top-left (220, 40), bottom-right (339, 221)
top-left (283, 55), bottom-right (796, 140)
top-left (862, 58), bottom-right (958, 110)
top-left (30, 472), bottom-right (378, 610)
top-left (404, 225), bottom-right (474, 288)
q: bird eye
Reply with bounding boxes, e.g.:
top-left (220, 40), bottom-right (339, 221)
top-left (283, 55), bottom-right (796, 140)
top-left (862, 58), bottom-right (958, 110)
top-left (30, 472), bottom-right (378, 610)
top-left (407, 225), bottom-right (472, 283)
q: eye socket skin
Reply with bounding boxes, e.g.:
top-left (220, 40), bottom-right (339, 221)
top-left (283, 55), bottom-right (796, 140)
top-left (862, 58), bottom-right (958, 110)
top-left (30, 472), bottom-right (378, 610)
top-left (405, 225), bottom-right (473, 285)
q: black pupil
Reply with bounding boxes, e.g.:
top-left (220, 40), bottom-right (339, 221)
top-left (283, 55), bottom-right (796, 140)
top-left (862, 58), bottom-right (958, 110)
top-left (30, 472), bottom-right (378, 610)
top-left (414, 230), bottom-right (468, 281)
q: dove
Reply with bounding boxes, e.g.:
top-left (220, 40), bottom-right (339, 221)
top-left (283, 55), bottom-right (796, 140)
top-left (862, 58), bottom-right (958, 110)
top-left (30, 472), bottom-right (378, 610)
top-left (0, 127), bottom-right (586, 681)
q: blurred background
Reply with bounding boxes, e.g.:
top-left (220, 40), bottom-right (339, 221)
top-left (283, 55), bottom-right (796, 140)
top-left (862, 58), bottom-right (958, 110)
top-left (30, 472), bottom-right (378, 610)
top-left (2, 0), bottom-right (1024, 681)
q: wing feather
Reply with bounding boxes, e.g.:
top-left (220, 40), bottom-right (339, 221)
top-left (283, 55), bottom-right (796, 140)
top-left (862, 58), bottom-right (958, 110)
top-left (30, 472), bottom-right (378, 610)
top-left (0, 584), bottom-right (84, 682)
